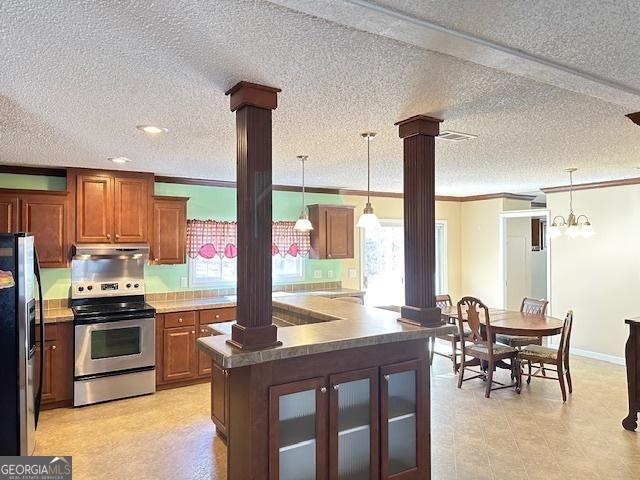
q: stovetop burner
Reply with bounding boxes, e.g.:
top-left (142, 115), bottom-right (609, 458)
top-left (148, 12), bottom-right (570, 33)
top-left (72, 295), bottom-right (155, 324)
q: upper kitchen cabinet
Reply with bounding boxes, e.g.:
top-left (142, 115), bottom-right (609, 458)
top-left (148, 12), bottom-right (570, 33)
top-left (69, 169), bottom-right (153, 244)
top-left (21, 192), bottom-right (71, 267)
top-left (0, 189), bottom-right (71, 268)
top-left (0, 192), bottom-right (20, 233)
top-left (308, 204), bottom-right (355, 259)
top-left (152, 196), bottom-right (188, 264)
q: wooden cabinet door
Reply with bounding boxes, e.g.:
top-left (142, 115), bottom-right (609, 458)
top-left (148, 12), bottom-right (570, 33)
top-left (21, 193), bottom-right (69, 267)
top-left (210, 362), bottom-right (228, 439)
top-left (152, 197), bottom-right (187, 264)
top-left (162, 326), bottom-right (197, 383)
top-left (328, 367), bottom-right (379, 480)
top-left (0, 193), bottom-right (19, 233)
top-left (326, 208), bottom-right (354, 259)
top-left (114, 176), bottom-right (149, 243)
top-left (34, 341), bottom-right (56, 403)
top-left (197, 325), bottom-right (213, 377)
top-left (380, 360), bottom-right (427, 480)
top-left (76, 174), bottom-right (113, 243)
top-left (269, 377), bottom-right (328, 480)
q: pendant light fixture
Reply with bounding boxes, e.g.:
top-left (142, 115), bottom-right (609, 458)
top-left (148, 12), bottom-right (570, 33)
top-left (356, 132), bottom-right (381, 229)
top-left (294, 155), bottom-right (313, 231)
top-left (548, 168), bottom-right (594, 239)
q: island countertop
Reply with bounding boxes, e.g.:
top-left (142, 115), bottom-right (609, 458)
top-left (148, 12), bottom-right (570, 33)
top-left (198, 295), bottom-right (455, 368)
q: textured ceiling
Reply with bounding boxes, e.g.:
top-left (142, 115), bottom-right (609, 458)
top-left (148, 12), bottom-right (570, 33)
top-left (1, 0), bottom-right (639, 195)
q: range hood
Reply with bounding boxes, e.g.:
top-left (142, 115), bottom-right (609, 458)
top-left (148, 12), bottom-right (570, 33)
top-left (72, 244), bottom-right (150, 259)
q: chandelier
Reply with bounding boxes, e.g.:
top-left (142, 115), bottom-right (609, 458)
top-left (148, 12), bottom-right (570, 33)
top-left (548, 168), bottom-right (594, 239)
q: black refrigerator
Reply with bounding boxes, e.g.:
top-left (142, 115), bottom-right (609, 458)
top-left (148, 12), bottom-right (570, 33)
top-left (0, 233), bottom-right (44, 456)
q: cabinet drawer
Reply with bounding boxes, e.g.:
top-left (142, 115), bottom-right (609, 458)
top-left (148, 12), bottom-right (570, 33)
top-left (200, 308), bottom-right (236, 325)
top-left (164, 311), bottom-right (196, 328)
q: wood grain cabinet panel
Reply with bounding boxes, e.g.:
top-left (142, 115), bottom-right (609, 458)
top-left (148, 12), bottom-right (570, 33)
top-left (210, 362), bottom-right (229, 439)
top-left (0, 193), bottom-right (19, 233)
top-left (114, 176), bottom-right (149, 243)
top-left (21, 193), bottom-right (70, 267)
top-left (152, 196), bottom-right (188, 264)
top-left (309, 204), bottom-right (355, 259)
top-left (35, 322), bottom-right (73, 408)
top-left (162, 326), bottom-right (197, 383)
top-left (76, 174), bottom-right (113, 243)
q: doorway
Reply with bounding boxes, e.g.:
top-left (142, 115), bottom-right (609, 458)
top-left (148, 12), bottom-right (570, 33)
top-left (500, 210), bottom-right (551, 310)
top-left (361, 220), bottom-right (447, 306)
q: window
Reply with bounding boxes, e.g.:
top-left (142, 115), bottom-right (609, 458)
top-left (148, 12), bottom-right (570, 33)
top-left (189, 255), bottom-right (305, 288)
top-left (361, 220), bottom-right (447, 305)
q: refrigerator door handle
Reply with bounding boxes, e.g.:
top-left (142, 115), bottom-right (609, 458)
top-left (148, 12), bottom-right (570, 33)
top-left (34, 248), bottom-right (44, 427)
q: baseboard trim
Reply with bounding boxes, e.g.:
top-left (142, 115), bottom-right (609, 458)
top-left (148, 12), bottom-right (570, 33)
top-left (550, 343), bottom-right (625, 365)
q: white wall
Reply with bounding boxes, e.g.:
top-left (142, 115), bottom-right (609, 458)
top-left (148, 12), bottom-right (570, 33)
top-left (547, 185), bottom-right (640, 359)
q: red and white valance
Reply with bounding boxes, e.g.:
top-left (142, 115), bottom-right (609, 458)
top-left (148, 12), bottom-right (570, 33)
top-left (186, 220), bottom-right (311, 259)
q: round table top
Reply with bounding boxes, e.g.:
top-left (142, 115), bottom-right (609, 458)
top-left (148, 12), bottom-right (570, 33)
top-left (440, 305), bottom-right (564, 336)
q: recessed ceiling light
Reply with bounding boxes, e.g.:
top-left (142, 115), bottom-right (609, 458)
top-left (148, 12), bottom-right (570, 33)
top-left (437, 130), bottom-right (477, 142)
top-left (109, 156), bottom-right (132, 164)
top-left (136, 125), bottom-right (168, 135)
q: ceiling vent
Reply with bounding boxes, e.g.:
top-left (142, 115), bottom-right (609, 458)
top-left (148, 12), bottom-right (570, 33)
top-left (437, 130), bottom-right (477, 142)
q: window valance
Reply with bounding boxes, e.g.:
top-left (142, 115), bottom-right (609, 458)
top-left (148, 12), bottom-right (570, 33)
top-left (186, 220), bottom-right (311, 259)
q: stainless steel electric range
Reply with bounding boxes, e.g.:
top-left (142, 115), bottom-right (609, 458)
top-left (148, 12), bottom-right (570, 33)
top-left (71, 244), bottom-right (155, 407)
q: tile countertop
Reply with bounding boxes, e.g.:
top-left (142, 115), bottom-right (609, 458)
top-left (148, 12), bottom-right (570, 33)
top-left (42, 308), bottom-right (74, 324)
top-left (198, 295), bottom-right (456, 369)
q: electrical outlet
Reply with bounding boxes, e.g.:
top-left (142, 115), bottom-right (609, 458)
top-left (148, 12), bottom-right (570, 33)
top-left (314, 270), bottom-right (322, 279)
top-left (327, 270), bottom-right (334, 279)
top-left (348, 268), bottom-right (357, 279)
top-left (180, 277), bottom-right (188, 288)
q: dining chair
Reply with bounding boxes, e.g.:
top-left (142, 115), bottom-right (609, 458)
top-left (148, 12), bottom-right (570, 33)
top-left (430, 294), bottom-right (470, 372)
top-left (517, 310), bottom-right (574, 402)
top-left (456, 296), bottom-right (520, 398)
top-left (495, 297), bottom-right (549, 348)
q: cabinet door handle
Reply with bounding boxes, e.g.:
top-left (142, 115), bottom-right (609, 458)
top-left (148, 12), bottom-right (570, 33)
top-left (384, 375), bottom-right (390, 381)
top-left (201, 329), bottom-right (206, 333)
top-left (191, 330), bottom-right (195, 334)
top-left (115, 233), bottom-right (120, 239)
top-left (52, 345), bottom-right (57, 350)
top-left (333, 384), bottom-right (339, 390)
top-left (224, 370), bottom-right (228, 377)
top-left (320, 387), bottom-right (327, 394)
top-left (178, 318), bottom-right (183, 323)
top-left (106, 234), bottom-right (111, 240)
top-left (215, 314), bottom-right (220, 319)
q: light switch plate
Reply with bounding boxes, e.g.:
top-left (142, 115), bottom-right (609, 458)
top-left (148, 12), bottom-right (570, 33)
top-left (327, 270), bottom-right (334, 279)
top-left (348, 268), bottom-right (357, 279)
top-left (314, 270), bottom-right (322, 279)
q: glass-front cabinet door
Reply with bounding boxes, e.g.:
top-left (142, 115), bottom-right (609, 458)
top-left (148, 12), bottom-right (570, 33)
top-left (269, 377), bottom-right (328, 480)
top-left (380, 360), bottom-right (426, 479)
top-left (329, 368), bottom-right (379, 480)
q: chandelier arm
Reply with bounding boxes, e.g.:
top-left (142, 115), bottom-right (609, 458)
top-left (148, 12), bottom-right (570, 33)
top-left (575, 214), bottom-right (590, 225)
top-left (552, 215), bottom-right (567, 226)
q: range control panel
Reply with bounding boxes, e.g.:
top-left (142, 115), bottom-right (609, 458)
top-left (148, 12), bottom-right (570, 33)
top-left (72, 280), bottom-right (145, 299)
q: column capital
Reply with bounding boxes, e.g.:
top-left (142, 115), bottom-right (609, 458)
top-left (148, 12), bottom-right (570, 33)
top-left (395, 115), bottom-right (442, 138)
top-left (225, 81), bottom-right (281, 112)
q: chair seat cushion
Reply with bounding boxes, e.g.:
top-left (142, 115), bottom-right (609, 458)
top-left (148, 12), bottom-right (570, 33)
top-left (466, 342), bottom-right (516, 356)
top-left (439, 326), bottom-right (472, 340)
top-left (518, 344), bottom-right (558, 362)
top-left (496, 334), bottom-right (541, 348)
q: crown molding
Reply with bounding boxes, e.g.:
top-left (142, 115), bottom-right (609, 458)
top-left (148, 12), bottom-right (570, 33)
top-left (0, 164), bottom-right (66, 177)
top-left (541, 176), bottom-right (640, 193)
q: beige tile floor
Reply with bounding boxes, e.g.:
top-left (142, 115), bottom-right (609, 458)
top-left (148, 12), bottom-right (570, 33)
top-left (35, 352), bottom-right (639, 479)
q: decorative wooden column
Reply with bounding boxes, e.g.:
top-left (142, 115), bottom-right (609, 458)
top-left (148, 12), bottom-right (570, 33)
top-left (226, 81), bottom-right (282, 350)
top-left (395, 115), bottom-right (445, 328)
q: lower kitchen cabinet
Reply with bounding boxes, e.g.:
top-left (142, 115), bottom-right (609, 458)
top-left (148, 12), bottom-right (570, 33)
top-left (267, 360), bottom-right (426, 480)
top-left (269, 377), bottom-right (328, 480)
top-left (34, 322), bottom-right (73, 408)
top-left (162, 326), bottom-right (197, 382)
top-left (210, 362), bottom-right (229, 440)
top-left (156, 307), bottom-right (236, 387)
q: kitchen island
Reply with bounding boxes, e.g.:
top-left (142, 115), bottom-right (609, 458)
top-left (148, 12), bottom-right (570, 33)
top-left (198, 295), bottom-right (454, 480)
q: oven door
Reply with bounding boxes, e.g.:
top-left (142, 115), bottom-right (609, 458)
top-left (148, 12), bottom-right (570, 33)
top-left (75, 316), bottom-right (155, 377)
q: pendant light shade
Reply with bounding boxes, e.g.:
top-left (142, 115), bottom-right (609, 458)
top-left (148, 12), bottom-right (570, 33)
top-left (357, 132), bottom-right (380, 230)
top-left (294, 155), bottom-right (313, 232)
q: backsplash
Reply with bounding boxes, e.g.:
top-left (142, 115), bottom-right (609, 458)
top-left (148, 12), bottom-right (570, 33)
top-left (43, 281), bottom-right (343, 310)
